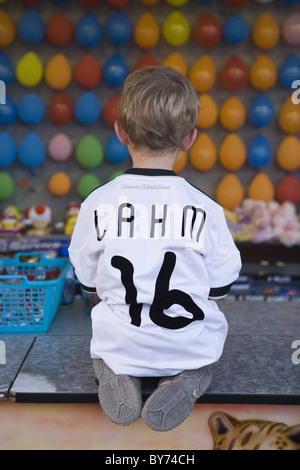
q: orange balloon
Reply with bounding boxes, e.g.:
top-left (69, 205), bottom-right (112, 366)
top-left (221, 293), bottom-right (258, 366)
top-left (248, 172), bottom-right (275, 202)
top-left (75, 54), bottom-right (101, 89)
top-left (250, 54), bottom-right (277, 90)
top-left (45, 54), bottom-right (72, 90)
top-left (46, 12), bottom-right (73, 47)
top-left (276, 135), bottom-right (300, 171)
top-left (252, 12), bottom-right (280, 50)
top-left (219, 133), bottom-right (246, 170)
top-left (197, 94), bottom-right (218, 128)
top-left (219, 96), bottom-right (246, 131)
top-left (278, 96), bottom-right (300, 134)
top-left (0, 10), bottom-right (15, 47)
top-left (173, 151), bottom-right (187, 173)
top-left (48, 172), bottom-right (71, 197)
top-left (190, 133), bottom-right (217, 171)
top-left (134, 13), bottom-right (160, 49)
top-left (217, 173), bottom-right (244, 210)
top-left (220, 55), bottom-right (248, 90)
top-left (189, 55), bottom-right (216, 93)
top-left (162, 52), bottom-right (188, 76)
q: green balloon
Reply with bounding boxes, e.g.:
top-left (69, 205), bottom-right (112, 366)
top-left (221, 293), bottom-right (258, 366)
top-left (0, 172), bottom-right (14, 200)
top-left (77, 173), bottom-right (101, 199)
top-left (76, 134), bottom-right (104, 169)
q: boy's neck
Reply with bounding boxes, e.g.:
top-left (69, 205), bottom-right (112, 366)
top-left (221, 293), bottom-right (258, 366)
top-left (130, 146), bottom-right (178, 171)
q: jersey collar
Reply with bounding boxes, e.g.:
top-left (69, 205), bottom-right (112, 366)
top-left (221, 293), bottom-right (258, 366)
top-left (124, 168), bottom-right (177, 176)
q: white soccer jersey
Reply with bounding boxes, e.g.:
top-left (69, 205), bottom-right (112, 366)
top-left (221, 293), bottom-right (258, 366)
top-left (69, 168), bottom-right (242, 377)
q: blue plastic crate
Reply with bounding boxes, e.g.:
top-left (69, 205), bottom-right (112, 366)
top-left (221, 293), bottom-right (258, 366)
top-left (0, 253), bottom-right (70, 333)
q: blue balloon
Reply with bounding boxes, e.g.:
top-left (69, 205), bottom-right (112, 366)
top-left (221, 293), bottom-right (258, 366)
top-left (17, 10), bottom-right (45, 44)
top-left (0, 52), bottom-right (14, 85)
top-left (0, 132), bottom-right (16, 168)
top-left (74, 91), bottom-right (101, 124)
top-left (18, 132), bottom-right (45, 169)
top-left (248, 94), bottom-right (275, 127)
top-left (105, 12), bottom-right (132, 45)
top-left (0, 95), bottom-right (17, 125)
top-left (279, 54), bottom-right (300, 89)
top-left (75, 13), bottom-right (102, 47)
top-left (280, 0), bottom-right (299, 4)
top-left (105, 132), bottom-right (129, 164)
top-left (103, 53), bottom-right (129, 87)
top-left (18, 93), bottom-right (45, 125)
top-left (247, 135), bottom-right (272, 168)
top-left (223, 15), bottom-right (248, 44)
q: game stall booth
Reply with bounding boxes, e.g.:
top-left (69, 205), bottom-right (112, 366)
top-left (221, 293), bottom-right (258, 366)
top-left (0, 0), bottom-right (300, 451)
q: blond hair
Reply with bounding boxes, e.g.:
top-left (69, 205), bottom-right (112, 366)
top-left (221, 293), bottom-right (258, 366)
top-left (118, 66), bottom-right (199, 152)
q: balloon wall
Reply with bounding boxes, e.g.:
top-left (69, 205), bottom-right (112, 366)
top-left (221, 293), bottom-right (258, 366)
top-left (0, 0), bottom-right (299, 233)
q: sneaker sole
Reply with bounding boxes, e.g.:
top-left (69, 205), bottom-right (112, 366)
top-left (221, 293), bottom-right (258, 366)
top-left (142, 367), bottom-right (212, 432)
top-left (94, 360), bottom-right (142, 426)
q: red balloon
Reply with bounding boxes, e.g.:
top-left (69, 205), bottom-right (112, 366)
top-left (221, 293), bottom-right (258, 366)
top-left (46, 13), bottom-right (73, 47)
top-left (105, 0), bottom-right (129, 7)
top-left (225, 0), bottom-right (248, 6)
top-left (20, 0), bottom-right (38, 3)
top-left (221, 55), bottom-right (248, 90)
top-left (48, 93), bottom-right (73, 125)
top-left (276, 174), bottom-right (300, 204)
top-left (103, 94), bottom-right (120, 128)
top-left (75, 54), bottom-right (101, 89)
top-left (194, 13), bottom-right (222, 47)
top-left (134, 53), bottom-right (159, 70)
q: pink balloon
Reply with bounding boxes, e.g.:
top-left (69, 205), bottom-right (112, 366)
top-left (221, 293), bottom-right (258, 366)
top-left (48, 133), bottom-right (72, 161)
top-left (283, 12), bottom-right (300, 46)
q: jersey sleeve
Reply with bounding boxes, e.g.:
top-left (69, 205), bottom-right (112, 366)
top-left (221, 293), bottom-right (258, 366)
top-left (204, 207), bottom-right (242, 300)
top-left (68, 202), bottom-right (100, 293)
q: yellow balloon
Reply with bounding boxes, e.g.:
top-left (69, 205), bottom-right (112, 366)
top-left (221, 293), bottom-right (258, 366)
top-left (248, 172), bottom-right (275, 202)
top-left (0, 10), bottom-right (15, 47)
top-left (219, 96), bottom-right (246, 131)
top-left (250, 54), bottom-right (277, 90)
top-left (278, 96), bottom-right (300, 134)
top-left (190, 133), bottom-right (217, 171)
top-left (219, 133), bottom-right (246, 171)
top-left (197, 94), bottom-right (218, 128)
top-left (189, 55), bottom-right (216, 93)
top-left (134, 13), bottom-right (160, 49)
top-left (173, 150), bottom-right (187, 173)
top-left (16, 52), bottom-right (43, 87)
top-left (277, 135), bottom-right (300, 171)
top-left (162, 52), bottom-right (188, 76)
top-left (162, 11), bottom-right (190, 47)
top-left (217, 173), bottom-right (244, 210)
top-left (252, 12), bottom-right (280, 50)
top-left (45, 53), bottom-right (72, 90)
top-left (165, 0), bottom-right (188, 6)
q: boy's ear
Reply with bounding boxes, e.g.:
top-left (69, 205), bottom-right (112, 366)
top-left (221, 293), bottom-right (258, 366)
top-left (114, 120), bottom-right (129, 145)
top-left (180, 128), bottom-right (197, 151)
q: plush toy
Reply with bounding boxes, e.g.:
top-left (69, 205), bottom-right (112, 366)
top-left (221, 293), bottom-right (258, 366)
top-left (271, 201), bottom-right (300, 247)
top-left (224, 208), bottom-right (252, 242)
top-left (0, 205), bottom-right (23, 236)
top-left (24, 205), bottom-right (53, 236)
top-left (64, 202), bottom-right (80, 236)
top-left (225, 199), bottom-right (300, 246)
